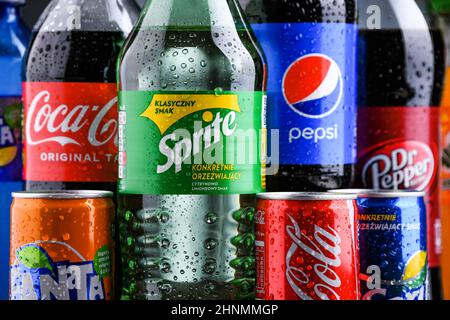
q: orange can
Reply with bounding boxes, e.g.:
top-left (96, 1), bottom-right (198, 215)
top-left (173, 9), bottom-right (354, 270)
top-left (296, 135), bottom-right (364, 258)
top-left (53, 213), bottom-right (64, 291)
top-left (9, 191), bottom-right (115, 300)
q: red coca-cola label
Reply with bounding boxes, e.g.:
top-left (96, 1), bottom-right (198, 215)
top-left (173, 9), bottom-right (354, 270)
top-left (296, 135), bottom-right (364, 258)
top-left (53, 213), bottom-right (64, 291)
top-left (23, 82), bottom-right (118, 182)
top-left (357, 106), bottom-right (440, 267)
top-left (256, 199), bottom-right (359, 300)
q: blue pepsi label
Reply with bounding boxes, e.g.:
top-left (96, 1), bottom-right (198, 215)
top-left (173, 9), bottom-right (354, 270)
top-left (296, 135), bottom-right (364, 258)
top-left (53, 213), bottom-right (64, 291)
top-left (358, 197), bottom-right (428, 300)
top-left (251, 22), bottom-right (357, 165)
top-left (0, 97), bottom-right (22, 181)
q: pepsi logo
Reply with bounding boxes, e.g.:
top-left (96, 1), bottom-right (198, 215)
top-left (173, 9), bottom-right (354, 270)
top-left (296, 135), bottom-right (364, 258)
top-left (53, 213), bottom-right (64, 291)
top-left (283, 54), bottom-right (343, 119)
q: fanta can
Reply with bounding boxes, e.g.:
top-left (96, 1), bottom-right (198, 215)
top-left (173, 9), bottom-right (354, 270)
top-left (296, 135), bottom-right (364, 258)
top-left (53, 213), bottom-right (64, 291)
top-left (9, 191), bottom-right (115, 300)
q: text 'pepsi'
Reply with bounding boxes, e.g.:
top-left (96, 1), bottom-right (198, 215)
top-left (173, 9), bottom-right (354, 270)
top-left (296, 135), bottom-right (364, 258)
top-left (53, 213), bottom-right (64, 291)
top-left (243, 0), bottom-right (357, 192)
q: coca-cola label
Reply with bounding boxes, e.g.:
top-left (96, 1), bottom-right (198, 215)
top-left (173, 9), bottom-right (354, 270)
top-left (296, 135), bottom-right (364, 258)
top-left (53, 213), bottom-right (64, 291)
top-left (285, 216), bottom-right (344, 300)
top-left (256, 199), bottom-right (359, 300)
top-left (23, 82), bottom-right (118, 182)
top-left (357, 106), bottom-right (440, 268)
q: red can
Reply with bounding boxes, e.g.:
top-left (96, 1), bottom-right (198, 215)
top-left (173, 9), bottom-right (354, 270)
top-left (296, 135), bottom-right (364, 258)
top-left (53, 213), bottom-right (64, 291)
top-left (256, 192), bottom-right (360, 300)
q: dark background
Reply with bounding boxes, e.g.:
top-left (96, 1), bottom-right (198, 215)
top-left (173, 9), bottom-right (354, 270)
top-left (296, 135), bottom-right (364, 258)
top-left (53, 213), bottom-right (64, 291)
top-left (21, 0), bottom-right (145, 29)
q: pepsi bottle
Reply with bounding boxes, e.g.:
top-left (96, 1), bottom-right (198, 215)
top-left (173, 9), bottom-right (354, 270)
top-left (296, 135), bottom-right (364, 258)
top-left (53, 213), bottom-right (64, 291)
top-left (357, 0), bottom-right (445, 300)
top-left (0, 0), bottom-right (29, 300)
top-left (241, 0), bottom-right (358, 191)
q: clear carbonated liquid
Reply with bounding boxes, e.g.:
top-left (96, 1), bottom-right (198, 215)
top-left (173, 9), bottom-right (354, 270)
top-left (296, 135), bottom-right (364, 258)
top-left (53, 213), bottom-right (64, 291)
top-left (119, 194), bottom-right (256, 300)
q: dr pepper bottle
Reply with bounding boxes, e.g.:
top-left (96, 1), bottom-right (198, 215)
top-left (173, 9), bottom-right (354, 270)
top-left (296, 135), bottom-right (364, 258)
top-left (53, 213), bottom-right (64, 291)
top-left (256, 192), bottom-right (360, 300)
top-left (357, 0), bottom-right (445, 299)
top-left (10, 191), bottom-right (115, 300)
top-left (23, 0), bottom-right (139, 192)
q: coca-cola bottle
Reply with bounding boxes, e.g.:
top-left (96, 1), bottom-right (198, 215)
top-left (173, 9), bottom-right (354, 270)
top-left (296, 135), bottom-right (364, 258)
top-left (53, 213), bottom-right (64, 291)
top-left (23, 0), bottom-right (139, 192)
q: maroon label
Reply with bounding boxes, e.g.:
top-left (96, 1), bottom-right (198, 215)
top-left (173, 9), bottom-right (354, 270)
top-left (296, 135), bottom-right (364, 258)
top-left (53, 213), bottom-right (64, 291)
top-left (357, 106), bottom-right (440, 268)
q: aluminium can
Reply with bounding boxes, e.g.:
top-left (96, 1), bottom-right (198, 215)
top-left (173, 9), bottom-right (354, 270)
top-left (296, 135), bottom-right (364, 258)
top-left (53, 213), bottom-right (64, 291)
top-left (255, 192), bottom-right (359, 300)
top-left (353, 190), bottom-right (429, 300)
top-left (9, 191), bottom-right (115, 300)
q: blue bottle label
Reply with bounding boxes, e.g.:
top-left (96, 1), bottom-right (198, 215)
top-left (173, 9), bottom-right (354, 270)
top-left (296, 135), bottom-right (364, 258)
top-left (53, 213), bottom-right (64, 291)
top-left (251, 22), bottom-right (357, 165)
top-left (0, 97), bottom-right (22, 181)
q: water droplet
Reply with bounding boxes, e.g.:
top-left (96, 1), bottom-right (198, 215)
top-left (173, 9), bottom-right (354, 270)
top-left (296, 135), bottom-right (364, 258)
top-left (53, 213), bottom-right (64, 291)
top-left (161, 238), bottom-right (170, 249)
top-left (204, 238), bottom-right (217, 250)
top-left (159, 212), bottom-right (170, 223)
top-left (203, 259), bottom-right (217, 274)
top-left (161, 262), bottom-right (171, 273)
top-left (204, 212), bottom-right (218, 224)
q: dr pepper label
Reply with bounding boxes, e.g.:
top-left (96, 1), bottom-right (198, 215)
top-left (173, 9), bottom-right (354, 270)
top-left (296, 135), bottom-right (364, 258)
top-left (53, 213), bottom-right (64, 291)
top-left (118, 91), bottom-right (265, 194)
top-left (23, 82), bottom-right (118, 182)
top-left (357, 106), bottom-right (440, 268)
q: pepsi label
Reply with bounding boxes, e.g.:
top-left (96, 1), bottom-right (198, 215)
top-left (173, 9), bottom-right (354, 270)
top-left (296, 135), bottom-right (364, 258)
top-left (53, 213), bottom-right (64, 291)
top-left (251, 23), bottom-right (357, 165)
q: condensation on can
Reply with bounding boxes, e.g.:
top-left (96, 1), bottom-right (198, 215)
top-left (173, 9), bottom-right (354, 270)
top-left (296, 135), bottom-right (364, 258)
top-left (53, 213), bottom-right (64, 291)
top-left (357, 193), bottom-right (428, 300)
top-left (256, 192), bottom-right (360, 300)
top-left (9, 191), bottom-right (115, 301)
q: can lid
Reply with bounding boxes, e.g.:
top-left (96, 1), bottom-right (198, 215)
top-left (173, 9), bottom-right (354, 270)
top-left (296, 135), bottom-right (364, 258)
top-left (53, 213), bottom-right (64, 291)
top-left (257, 192), bottom-right (357, 201)
top-left (12, 190), bottom-right (114, 199)
top-left (329, 189), bottom-right (426, 198)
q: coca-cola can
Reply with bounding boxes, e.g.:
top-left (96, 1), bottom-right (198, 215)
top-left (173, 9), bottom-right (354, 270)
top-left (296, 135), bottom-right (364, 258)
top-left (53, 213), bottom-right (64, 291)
top-left (256, 192), bottom-right (360, 300)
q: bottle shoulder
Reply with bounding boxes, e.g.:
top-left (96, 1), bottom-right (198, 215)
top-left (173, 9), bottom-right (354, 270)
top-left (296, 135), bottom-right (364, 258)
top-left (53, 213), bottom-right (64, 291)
top-left (33, 0), bottom-right (138, 34)
top-left (119, 27), bottom-right (265, 92)
top-left (24, 30), bottom-right (125, 82)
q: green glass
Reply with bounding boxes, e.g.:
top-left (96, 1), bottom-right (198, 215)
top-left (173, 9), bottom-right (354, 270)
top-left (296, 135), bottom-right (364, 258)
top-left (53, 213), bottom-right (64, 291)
top-left (117, 0), bottom-right (265, 300)
top-left (432, 0), bottom-right (450, 13)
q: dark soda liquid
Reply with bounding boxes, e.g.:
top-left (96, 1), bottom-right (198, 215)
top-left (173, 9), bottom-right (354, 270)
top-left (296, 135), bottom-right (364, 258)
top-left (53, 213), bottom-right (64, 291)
top-left (358, 30), bottom-right (444, 107)
top-left (24, 30), bottom-right (125, 193)
top-left (267, 164), bottom-right (354, 192)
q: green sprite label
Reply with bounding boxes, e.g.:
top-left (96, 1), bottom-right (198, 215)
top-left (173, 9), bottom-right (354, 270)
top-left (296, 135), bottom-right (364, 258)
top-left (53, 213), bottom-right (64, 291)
top-left (118, 91), bottom-right (264, 195)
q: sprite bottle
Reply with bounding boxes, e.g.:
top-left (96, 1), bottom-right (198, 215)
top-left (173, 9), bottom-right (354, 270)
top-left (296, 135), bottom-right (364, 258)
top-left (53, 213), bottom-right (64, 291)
top-left (117, 0), bottom-right (265, 300)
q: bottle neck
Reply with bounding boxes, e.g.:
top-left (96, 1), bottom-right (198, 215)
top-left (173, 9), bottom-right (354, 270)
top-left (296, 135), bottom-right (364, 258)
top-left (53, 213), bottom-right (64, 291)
top-left (0, 3), bottom-right (21, 24)
top-left (141, 0), bottom-right (239, 29)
